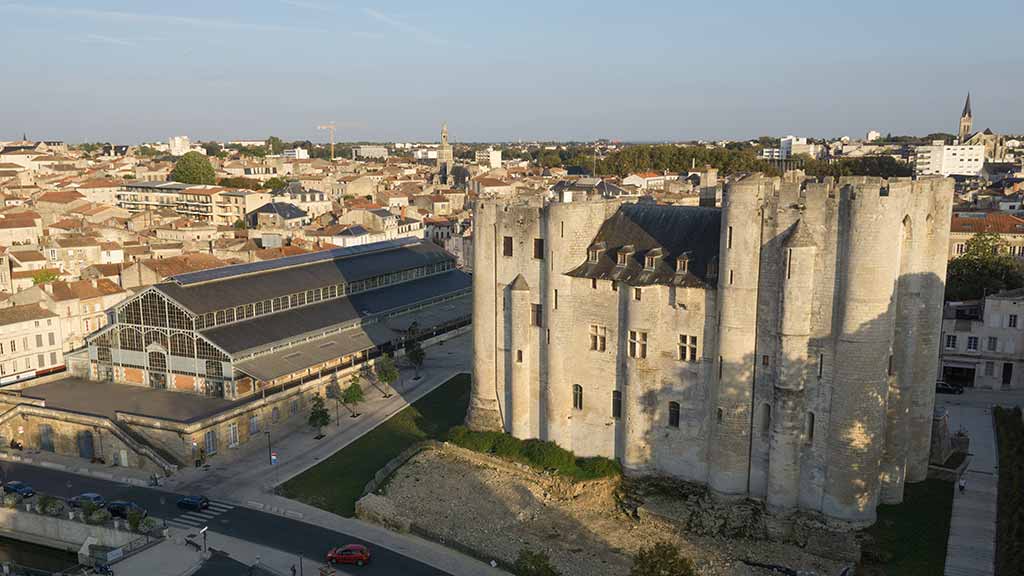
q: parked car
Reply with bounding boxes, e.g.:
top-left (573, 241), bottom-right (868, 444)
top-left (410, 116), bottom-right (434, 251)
top-left (107, 501), bottom-right (147, 519)
top-left (68, 493), bottom-right (105, 508)
top-left (326, 544), bottom-right (371, 566)
top-left (176, 495), bottom-right (210, 511)
top-left (3, 481), bottom-right (34, 498)
top-left (936, 381), bottom-right (965, 395)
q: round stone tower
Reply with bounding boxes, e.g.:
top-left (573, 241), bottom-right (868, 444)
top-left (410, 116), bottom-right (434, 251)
top-left (767, 219), bottom-right (817, 513)
top-left (467, 200), bottom-right (503, 431)
top-left (708, 175), bottom-right (766, 497)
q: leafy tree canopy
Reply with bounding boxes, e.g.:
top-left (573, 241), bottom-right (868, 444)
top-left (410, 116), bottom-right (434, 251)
top-left (218, 176), bottom-right (262, 189)
top-left (262, 176), bottom-right (288, 191)
top-left (32, 270), bottom-right (59, 285)
top-left (946, 232), bottom-right (1024, 301)
top-left (170, 151), bottom-right (216, 185)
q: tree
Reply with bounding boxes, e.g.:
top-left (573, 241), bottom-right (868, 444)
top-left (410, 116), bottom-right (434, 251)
top-left (262, 176), bottom-right (288, 191)
top-left (629, 542), bottom-right (696, 576)
top-left (135, 145), bottom-right (161, 158)
top-left (218, 176), bottom-right (261, 189)
top-left (341, 378), bottom-right (365, 417)
top-left (266, 136), bottom-right (285, 155)
top-left (170, 151), bottom-right (216, 185)
top-left (946, 232), bottom-right (1024, 301)
top-left (512, 549), bottom-right (561, 576)
top-left (325, 381), bottom-right (343, 426)
top-left (201, 141), bottom-right (222, 156)
top-left (405, 337), bottom-right (425, 379)
top-left (375, 356), bottom-right (399, 397)
top-left (308, 392), bottom-right (330, 436)
top-left (31, 270), bottom-right (58, 285)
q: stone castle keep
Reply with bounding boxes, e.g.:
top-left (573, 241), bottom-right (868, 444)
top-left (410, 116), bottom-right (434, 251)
top-left (467, 174), bottom-right (954, 525)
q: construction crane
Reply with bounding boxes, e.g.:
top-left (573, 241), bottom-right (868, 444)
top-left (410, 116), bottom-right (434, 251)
top-left (317, 122), bottom-right (336, 160)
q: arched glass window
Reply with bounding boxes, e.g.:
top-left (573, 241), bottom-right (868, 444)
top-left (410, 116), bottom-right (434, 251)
top-left (668, 402), bottom-right (680, 428)
top-left (572, 384), bottom-right (583, 411)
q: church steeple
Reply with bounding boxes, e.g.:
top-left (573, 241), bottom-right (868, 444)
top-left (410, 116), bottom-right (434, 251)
top-left (958, 93), bottom-right (973, 143)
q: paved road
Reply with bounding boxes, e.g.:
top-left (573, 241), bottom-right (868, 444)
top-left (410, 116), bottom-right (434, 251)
top-left (0, 462), bottom-right (448, 575)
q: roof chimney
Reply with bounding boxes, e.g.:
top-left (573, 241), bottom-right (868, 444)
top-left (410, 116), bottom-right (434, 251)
top-left (43, 283), bottom-right (53, 295)
top-left (91, 279), bottom-right (98, 288)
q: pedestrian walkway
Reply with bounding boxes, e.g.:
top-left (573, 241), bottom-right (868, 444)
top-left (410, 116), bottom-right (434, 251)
top-left (942, 404), bottom-right (998, 576)
top-left (166, 499), bottom-right (236, 531)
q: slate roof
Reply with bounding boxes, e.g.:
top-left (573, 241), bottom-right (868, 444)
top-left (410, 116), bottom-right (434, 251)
top-left (201, 269), bottom-right (471, 355)
top-left (154, 240), bottom-right (454, 315)
top-left (567, 203), bottom-right (721, 287)
top-left (250, 201), bottom-right (307, 219)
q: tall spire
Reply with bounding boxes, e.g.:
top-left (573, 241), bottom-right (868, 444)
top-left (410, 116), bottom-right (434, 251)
top-left (961, 93), bottom-right (972, 118)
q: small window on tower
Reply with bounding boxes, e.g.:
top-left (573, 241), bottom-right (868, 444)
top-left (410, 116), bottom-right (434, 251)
top-left (503, 236), bottom-right (513, 257)
top-left (533, 238), bottom-right (544, 260)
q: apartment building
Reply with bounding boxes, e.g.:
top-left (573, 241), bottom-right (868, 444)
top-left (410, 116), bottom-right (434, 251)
top-left (44, 236), bottom-right (102, 277)
top-left (11, 279), bottom-right (129, 351)
top-left (118, 182), bottom-right (267, 227)
top-left (915, 142), bottom-right (985, 176)
top-left (0, 304), bottom-right (64, 386)
top-left (942, 290), bottom-right (1024, 390)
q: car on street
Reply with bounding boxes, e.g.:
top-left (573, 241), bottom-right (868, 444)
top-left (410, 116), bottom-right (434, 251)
top-left (68, 493), bottom-right (105, 508)
top-left (936, 381), bottom-right (965, 395)
top-left (326, 544), bottom-right (371, 566)
top-left (107, 501), bottom-right (147, 519)
top-left (2, 481), bottom-right (34, 498)
top-left (176, 495), bottom-right (210, 511)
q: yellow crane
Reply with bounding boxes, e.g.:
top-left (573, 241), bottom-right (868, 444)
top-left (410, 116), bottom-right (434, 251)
top-left (317, 122), bottom-right (336, 160)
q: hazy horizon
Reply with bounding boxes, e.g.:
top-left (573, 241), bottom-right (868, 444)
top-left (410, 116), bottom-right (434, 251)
top-left (1, 0), bottom-right (1021, 144)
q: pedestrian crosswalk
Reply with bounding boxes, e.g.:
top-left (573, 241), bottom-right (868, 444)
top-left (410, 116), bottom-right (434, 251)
top-left (165, 500), bottom-right (234, 531)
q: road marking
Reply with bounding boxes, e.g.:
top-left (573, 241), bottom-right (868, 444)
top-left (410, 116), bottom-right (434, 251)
top-left (208, 502), bottom-right (234, 511)
top-left (168, 518), bottom-right (201, 528)
top-left (181, 512), bottom-right (215, 522)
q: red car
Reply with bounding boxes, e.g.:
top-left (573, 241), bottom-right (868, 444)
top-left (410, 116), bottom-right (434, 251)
top-left (326, 544), bottom-right (371, 566)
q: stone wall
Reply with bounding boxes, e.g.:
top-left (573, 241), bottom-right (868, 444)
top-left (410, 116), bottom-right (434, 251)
top-left (0, 507), bottom-right (137, 551)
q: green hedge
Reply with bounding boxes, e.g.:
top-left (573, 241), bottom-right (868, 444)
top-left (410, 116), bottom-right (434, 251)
top-left (994, 406), bottom-right (1024, 575)
top-left (446, 426), bottom-right (620, 480)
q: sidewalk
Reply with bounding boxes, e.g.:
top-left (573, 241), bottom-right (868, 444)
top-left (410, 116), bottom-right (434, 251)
top-left (115, 527), bottom-right (319, 576)
top-left (166, 331), bottom-right (472, 504)
top-left (0, 448), bottom-right (153, 486)
top-left (942, 404), bottom-right (997, 576)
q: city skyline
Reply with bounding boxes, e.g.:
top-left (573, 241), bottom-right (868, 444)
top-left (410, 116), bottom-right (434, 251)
top-left (1, 0), bottom-right (1022, 143)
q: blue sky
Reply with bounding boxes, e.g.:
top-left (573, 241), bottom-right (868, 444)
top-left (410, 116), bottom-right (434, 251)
top-left (1, 0), bottom-right (1021, 143)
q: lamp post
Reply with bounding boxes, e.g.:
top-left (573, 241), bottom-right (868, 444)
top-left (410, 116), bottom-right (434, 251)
top-left (265, 431), bottom-right (272, 466)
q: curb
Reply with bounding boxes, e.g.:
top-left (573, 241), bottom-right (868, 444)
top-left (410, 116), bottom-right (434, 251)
top-left (242, 499), bottom-right (303, 520)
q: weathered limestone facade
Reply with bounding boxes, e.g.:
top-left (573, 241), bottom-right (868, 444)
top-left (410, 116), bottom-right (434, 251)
top-left (468, 174), bottom-right (954, 526)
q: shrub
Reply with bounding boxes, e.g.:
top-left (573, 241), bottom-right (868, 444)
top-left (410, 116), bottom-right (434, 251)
top-left (521, 439), bottom-right (575, 472)
top-left (3, 494), bottom-right (22, 509)
top-left (138, 516), bottom-right (161, 534)
top-left (44, 499), bottom-right (65, 517)
top-left (87, 509), bottom-right (112, 525)
top-left (576, 457), bottom-right (622, 479)
top-left (629, 542), bottom-right (696, 576)
top-left (512, 548), bottom-right (561, 576)
top-left (80, 501), bottom-right (98, 517)
top-left (492, 433), bottom-right (524, 460)
top-left (127, 509), bottom-right (145, 532)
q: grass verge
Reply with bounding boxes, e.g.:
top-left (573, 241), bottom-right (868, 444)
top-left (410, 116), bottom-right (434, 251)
top-left (446, 426), bottom-right (621, 480)
top-left (994, 406), bottom-right (1023, 574)
top-left (861, 479), bottom-right (953, 575)
top-left (279, 373), bottom-right (470, 517)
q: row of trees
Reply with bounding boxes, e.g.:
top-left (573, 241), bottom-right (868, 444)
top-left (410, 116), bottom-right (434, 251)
top-left (308, 340), bottom-right (426, 435)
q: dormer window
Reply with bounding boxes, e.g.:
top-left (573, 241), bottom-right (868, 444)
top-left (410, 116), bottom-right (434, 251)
top-left (616, 245), bottom-right (634, 267)
top-left (589, 249), bottom-right (600, 263)
top-left (617, 252), bottom-right (628, 266)
top-left (645, 255), bottom-right (657, 270)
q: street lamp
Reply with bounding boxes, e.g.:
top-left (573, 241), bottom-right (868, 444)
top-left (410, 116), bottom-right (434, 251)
top-left (265, 431), bottom-right (272, 465)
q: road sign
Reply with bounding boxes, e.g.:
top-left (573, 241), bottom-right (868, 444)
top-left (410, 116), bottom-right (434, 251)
top-left (271, 452), bottom-right (278, 465)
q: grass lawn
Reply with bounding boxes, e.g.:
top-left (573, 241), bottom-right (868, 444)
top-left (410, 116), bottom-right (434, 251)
top-left (861, 479), bottom-right (954, 575)
top-left (279, 373), bottom-right (471, 517)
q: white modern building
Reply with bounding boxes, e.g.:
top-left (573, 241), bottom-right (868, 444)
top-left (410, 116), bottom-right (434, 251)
top-left (283, 148), bottom-right (310, 160)
top-left (780, 136), bottom-right (822, 159)
top-left (866, 130), bottom-right (881, 142)
top-left (357, 146), bottom-right (389, 159)
top-left (915, 141), bottom-right (985, 177)
top-left (474, 148), bottom-right (502, 169)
